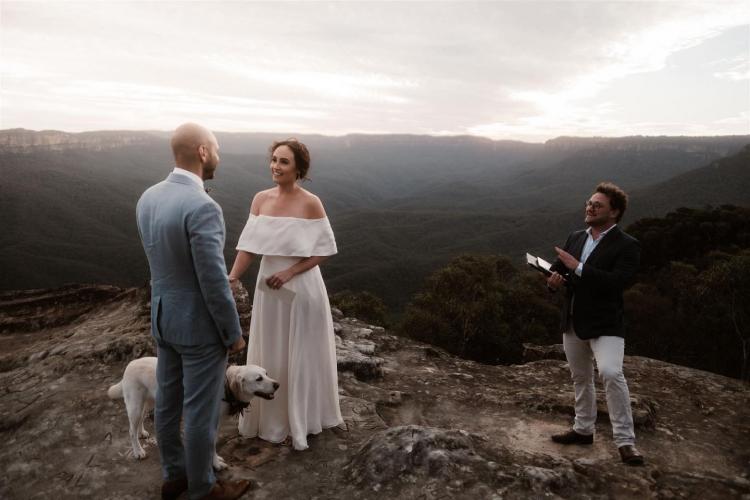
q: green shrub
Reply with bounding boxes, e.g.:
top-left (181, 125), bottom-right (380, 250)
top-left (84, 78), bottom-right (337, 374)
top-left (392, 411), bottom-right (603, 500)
top-left (399, 254), bottom-right (559, 365)
top-left (330, 290), bottom-right (388, 326)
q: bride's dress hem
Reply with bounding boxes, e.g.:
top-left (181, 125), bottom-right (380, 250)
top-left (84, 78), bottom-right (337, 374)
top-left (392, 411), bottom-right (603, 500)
top-left (239, 418), bottom-right (345, 451)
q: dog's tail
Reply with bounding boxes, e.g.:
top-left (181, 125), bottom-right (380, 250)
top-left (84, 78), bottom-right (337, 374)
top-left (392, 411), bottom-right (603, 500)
top-left (107, 381), bottom-right (123, 399)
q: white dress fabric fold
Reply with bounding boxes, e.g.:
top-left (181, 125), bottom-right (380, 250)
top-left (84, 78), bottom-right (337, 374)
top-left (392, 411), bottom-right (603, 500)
top-left (236, 214), bottom-right (337, 257)
top-left (236, 214), bottom-right (343, 450)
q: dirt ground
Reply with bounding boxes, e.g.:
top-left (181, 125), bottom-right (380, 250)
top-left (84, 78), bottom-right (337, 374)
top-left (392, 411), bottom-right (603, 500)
top-left (1, 286), bottom-right (749, 499)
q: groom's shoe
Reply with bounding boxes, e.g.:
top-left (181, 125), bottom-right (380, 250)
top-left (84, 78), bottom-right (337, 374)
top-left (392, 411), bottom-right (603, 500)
top-left (551, 429), bottom-right (594, 445)
top-left (161, 477), bottom-right (188, 500)
top-left (618, 445), bottom-right (645, 466)
top-left (200, 479), bottom-right (252, 500)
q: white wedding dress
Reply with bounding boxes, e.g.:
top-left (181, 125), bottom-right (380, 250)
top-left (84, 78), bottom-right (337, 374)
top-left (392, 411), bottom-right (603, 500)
top-left (235, 214), bottom-right (343, 450)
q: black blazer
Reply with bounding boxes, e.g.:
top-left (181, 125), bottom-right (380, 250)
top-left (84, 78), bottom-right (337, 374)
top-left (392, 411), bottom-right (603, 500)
top-left (550, 225), bottom-right (640, 340)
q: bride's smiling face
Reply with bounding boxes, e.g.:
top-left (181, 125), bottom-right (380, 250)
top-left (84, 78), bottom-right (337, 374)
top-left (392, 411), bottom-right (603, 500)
top-left (269, 145), bottom-right (298, 184)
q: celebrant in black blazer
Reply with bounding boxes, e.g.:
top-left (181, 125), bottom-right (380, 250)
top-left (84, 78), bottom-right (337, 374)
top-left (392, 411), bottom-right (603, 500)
top-left (546, 182), bottom-right (644, 466)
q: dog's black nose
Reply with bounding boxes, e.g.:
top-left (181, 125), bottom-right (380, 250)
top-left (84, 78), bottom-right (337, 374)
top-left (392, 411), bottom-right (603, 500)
top-left (273, 382), bottom-right (280, 390)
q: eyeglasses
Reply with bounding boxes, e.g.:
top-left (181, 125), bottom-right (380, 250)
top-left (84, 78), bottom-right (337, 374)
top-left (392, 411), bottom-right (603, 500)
top-left (585, 201), bottom-right (607, 210)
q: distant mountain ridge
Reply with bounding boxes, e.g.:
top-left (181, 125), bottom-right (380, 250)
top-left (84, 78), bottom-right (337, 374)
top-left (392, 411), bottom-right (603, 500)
top-left (1, 129), bottom-right (748, 311)
top-left (3, 128), bottom-right (747, 156)
top-left (629, 144), bottom-right (750, 220)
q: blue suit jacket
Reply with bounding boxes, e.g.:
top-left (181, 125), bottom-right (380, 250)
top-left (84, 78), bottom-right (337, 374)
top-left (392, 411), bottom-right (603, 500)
top-left (136, 173), bottom-right (242, 347)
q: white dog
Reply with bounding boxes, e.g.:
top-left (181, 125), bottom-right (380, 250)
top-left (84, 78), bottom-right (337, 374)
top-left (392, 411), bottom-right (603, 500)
top-left (107, 356), bottom-right (279, 470)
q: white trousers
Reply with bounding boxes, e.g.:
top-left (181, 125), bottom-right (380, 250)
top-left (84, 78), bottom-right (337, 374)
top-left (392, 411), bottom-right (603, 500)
top-left (563, 330), bottom-right (636, 447)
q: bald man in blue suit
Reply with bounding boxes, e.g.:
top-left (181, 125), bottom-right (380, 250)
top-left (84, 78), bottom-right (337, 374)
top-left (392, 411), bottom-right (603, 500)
top-left (136, 123), bottom-right (250, 500)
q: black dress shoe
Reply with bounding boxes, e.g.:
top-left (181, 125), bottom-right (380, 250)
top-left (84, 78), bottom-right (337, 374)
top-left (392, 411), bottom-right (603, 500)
top-left (162, 477), bottom-right (188, 500)
top-left (551, 429), bottom-right (594, 445)
top-left (618, 445), bottom-right (645, 466)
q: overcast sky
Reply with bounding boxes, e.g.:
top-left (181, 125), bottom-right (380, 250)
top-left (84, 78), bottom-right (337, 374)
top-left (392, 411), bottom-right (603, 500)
top-left (1, 1), bottom-right (748, 142)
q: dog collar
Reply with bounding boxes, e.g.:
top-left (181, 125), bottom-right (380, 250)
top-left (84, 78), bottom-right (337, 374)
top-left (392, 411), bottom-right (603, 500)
top-left (223, 376), bottom-right (250, 416)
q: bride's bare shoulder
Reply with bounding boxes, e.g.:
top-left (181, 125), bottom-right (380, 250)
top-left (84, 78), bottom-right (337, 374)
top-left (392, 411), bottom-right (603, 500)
top-left (254, 188), bottom-right (276, 199)
top-left (300, 189), bottom-right (326, 218)
top-left (250, 189), bottom-right (275, 215)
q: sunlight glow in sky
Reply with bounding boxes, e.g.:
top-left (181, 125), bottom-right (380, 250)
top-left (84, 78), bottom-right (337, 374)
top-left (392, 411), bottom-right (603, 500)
top-left (1, 1), bottom-right (748, 142)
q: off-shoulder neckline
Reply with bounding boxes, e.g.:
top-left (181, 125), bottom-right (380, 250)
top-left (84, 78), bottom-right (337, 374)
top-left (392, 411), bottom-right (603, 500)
top-left (251, 213), bottom-right (328, 222)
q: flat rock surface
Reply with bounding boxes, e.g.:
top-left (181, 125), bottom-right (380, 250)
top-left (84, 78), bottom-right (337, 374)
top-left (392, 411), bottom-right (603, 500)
top-left (1, 285), bottom-right (749, 499)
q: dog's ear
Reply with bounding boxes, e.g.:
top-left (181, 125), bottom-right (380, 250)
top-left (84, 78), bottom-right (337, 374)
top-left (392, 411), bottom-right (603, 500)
top-left (229, 375), bottom-right (244, 398)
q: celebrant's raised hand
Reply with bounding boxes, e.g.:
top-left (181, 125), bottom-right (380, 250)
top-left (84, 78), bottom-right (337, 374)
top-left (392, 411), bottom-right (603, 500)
top-left (554, 246), bottom-right (580, 271)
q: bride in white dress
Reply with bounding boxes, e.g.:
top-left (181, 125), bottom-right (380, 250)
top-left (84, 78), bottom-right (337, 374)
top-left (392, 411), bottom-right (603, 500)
top-left (228, 139), bottom-right (343, 450)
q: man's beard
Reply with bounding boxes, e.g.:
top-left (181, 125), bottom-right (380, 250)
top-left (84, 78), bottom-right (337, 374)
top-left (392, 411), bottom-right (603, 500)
top-left (203, 162), bottom-right (217, 180)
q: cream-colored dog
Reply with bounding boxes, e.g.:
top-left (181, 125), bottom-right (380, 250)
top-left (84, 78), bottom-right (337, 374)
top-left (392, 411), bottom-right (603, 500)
top-left (107, 356), bottom-right (278, 470)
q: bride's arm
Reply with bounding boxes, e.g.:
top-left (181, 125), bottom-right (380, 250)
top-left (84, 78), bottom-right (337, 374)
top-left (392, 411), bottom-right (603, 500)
top-left (229, 250), bottom-right (255, 282)
top-left (229, 192), bottom-right (265, 282)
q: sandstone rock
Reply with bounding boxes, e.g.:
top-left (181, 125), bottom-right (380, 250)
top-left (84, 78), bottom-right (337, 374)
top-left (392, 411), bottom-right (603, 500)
top-left (521, 465), bottom-right (579, 493)
top-left (334, 319), bottom-right (383, 380)
top-left (386, 391), bottom-right (403, 405)
top-left (28, 350), bottom-right (48, 362)
top-left (340, 396), bottom-right (387, 432)
top-left (338, 325), bottom-right (374, 340)
top-left (0, 284), bottom-right (127, 334)
top-left (344, 425), bottom-right (492, 486)
top-left (337, 338), bottom-right (384, 381)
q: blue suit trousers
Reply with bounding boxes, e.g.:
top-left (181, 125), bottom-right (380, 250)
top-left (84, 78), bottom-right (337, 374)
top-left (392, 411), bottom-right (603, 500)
top-left (155, 340), bottom-right (227, 499)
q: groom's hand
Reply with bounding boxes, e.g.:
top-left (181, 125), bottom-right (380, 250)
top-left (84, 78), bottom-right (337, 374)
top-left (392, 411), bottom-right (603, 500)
top-left (229, 277), bottom-right (242, 299)
top-left (228, 336), bottom-right (246, 355)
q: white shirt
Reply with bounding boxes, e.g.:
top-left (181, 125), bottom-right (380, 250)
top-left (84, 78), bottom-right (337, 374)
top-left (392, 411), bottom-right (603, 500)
top-left (172, 167), bottom-right (204, 189)
top-left (575, 224), bottom-right (617, 277)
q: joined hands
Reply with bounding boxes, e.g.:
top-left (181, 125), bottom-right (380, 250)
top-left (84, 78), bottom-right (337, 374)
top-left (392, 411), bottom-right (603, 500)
top-left (228, 336), bottom-right (246, 355)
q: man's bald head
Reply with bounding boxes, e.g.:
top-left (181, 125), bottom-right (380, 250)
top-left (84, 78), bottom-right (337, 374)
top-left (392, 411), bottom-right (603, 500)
top-left (171, 123), bottom-right (215, 165)
top-left (170, 123), bottom-right (220, 179)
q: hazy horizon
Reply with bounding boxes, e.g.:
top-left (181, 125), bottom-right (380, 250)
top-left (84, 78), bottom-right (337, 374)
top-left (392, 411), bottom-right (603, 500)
top-left (3, 127), bottom-right (750, 145)
top-left (2, 1), bottom-right (749, 141)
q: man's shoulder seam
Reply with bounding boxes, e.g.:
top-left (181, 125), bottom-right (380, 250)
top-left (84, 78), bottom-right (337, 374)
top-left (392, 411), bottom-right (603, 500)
top-left (619, 229), bottom-right (639, 244)
top-left (187, 197), bottom-right (221, 217)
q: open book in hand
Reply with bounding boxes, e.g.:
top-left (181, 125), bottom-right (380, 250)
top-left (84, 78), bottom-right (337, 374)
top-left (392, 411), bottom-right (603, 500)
top-left (526, 253), bottom-right (555, 277)
top-left (258, 276), bottom-right (297, 303)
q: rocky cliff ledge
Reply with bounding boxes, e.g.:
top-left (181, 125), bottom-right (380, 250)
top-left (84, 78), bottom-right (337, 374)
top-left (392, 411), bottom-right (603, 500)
top-left (1, 285), bottom-right (748, 499)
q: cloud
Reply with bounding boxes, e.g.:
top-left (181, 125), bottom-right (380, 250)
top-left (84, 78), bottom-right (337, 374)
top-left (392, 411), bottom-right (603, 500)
top-left (1, 1), bottom-right (748, 139)
top-left (467, 3), bottom-right (750, 140)
top-left (713, 56), bottom-right (750, 81)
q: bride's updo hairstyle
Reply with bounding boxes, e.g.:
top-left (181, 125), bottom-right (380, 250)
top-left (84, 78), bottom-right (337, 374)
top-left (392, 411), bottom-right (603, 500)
top-left (269, 138), bottom-right (311, 181)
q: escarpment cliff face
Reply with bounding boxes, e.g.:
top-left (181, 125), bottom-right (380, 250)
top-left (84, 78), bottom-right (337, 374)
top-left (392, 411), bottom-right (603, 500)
top-left (543, 135), bottom-right (750, 156)
top-left (1, 285), bottom-right (749, 499)
top-left (0, 129), bottom-right (162, 152)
